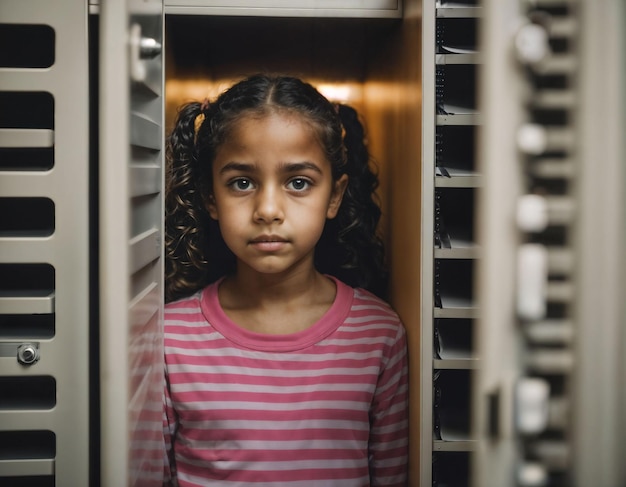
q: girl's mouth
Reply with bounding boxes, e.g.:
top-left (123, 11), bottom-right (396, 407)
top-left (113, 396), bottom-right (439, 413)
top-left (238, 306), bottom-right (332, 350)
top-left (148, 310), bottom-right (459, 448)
top-left (250, 235), bottom-right (288, 252)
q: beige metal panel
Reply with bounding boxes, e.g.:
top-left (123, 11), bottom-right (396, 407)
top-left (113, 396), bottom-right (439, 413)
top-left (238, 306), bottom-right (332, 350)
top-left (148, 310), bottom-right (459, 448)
top-left (99, 1), bottom-right (132, 482)
top-left (0, 129), bottom-right (54, 148)
top-left (469, 1), bottom-right (617, 486)
top-left (164, 0), bottom-right (401, 18)
top-left (420, 1), bottom-right (436, 485)
top-left (472, 0), bottom-right (527, 485)
top-left (0, 0), bottom-right (91, 485)
top-left (99, 0), bottom-right (165, 485)
top-left (572, 0), bottom-right (626, 485)
top-left (0, 295), bottom-right (55, 314)
top-left (0, 459), bottom-right (55, 477)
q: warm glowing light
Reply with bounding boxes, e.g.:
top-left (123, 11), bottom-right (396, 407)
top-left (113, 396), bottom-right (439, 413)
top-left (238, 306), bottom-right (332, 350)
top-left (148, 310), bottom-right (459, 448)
top-left (315, 83), bottom-right (362, 104)
top-left (165, 78), bottom-right (369, 126)
top-left (165, 78), bottom-right (236, 102)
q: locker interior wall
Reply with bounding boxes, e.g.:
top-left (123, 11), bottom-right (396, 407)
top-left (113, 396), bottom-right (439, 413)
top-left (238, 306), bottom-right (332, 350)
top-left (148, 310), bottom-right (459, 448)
top-left (163, 0), bottom-right (424, 482)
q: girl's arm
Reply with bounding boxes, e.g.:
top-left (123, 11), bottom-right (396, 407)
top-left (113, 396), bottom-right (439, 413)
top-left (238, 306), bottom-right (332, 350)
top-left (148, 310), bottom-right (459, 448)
top-left (163, 374), bottom-right (178, 486)
top-left (369, 325), bottom-right (409, 486)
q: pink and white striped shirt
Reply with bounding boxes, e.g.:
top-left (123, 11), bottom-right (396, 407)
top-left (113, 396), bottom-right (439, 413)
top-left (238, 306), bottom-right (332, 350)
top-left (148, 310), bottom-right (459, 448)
top-left (163, 277), bottom-right (408, 486)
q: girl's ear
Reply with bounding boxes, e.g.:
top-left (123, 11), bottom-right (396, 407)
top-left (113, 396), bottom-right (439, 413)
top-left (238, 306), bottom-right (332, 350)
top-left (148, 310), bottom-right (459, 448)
top-left (206, 194), bottom-right (219, 220)
top-left (326, 174), bottom-right (349, 219)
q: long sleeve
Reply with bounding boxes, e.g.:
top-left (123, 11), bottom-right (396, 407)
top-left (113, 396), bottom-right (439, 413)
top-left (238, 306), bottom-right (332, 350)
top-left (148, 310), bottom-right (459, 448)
top-left (163, 370), bottom-right (178, 487)
top-left (369, 324), bottom-right (409, 486)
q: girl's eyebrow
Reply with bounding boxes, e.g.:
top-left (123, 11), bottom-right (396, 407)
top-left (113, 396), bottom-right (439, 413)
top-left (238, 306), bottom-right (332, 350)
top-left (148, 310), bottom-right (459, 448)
top-left (278, 161), bottom-right (323, 175)
top-left (219, 161), bottom-right (324, 175)
top-left (219, 161), bottom-right (256, 174)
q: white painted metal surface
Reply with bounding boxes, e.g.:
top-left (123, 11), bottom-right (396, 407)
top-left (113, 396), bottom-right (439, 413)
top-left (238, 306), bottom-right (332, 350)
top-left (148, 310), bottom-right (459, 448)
top-left (0, 0), bottom-right (91, 484)
top-left (99, 0), bottom-right (165, 485)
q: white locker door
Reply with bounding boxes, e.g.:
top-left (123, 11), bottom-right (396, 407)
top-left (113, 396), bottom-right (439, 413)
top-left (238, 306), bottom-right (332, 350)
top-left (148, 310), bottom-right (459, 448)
top-left (0, 1), bottom-right (91, 485)
top-left (572, 0), bottom-right (626, 485)
top-left (99, 0), bottom-right (165, 485)
top-left (471, 1), bottom-right (527, 486)
top-left (473, 1), bottom-right (626, 486)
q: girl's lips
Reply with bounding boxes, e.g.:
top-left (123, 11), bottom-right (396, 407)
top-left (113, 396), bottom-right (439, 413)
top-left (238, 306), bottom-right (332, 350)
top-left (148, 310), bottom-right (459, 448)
top-left (250, 236), bottom-right (288, 252)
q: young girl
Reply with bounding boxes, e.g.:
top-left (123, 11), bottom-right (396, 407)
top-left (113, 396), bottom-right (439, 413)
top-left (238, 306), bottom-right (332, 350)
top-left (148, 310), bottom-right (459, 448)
top-left (164, 74), bottom-right (408, 486)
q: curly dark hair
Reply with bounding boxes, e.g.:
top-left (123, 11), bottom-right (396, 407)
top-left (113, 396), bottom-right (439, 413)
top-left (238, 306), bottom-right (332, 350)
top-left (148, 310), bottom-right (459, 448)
top-left (165, 74), bottom-right (387, 302)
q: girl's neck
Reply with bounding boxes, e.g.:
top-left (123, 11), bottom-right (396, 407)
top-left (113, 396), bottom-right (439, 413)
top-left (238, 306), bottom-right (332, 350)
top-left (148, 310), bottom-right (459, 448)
top-left (224, 266), bottom-right (329, 306)
top-left (217, 267), bottom-right (337, 335)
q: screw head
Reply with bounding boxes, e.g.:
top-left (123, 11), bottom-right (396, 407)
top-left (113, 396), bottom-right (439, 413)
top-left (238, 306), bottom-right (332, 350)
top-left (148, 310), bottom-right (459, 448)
top-left (17, 344), bottom-right (40, 365)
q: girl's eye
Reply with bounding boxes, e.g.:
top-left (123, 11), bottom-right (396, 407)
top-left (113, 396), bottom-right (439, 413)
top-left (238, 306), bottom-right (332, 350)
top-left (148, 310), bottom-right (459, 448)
top-left (230, 178), bottom-right (254, 191)
top-left (287, 178), bottom-right (311, 191)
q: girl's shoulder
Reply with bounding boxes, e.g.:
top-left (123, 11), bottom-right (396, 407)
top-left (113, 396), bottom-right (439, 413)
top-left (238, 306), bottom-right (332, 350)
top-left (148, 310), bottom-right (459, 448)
top-left (165, 290), bottom-right (202, 308)
top-left (344, 286), bottom-right (406, 355)
top-left (346, 284), bottom-right (405, 336)
top-left (164, 289), bottom-right (204, 324)
top-left (351, 286), bottom-right (400, 318)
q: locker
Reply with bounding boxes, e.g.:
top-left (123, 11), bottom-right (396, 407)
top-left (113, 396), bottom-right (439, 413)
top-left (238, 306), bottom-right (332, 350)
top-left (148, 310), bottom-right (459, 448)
top-left (1, 0), bottom-right (624, 486)
top-left (98, 0), bottom-right (166, 485)
top-left (473, 1), bottom-right (626, 487)
top-left (0, 1), bottom-right (92, 485)
top-left (0, 0), bottom-right (166, 485)
top-left (421, 2), bottom-right (482, 486)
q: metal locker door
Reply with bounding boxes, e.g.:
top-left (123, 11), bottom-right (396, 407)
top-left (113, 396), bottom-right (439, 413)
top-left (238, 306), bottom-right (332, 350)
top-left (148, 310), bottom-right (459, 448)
top-left (472, 1), bottom-right (626, 486)
top-left (99, 0), bottom-right (165, 485)
top-left (571, 0), bottom-right (626, 485)
top-left (0, 1), bottom-right (91, 485)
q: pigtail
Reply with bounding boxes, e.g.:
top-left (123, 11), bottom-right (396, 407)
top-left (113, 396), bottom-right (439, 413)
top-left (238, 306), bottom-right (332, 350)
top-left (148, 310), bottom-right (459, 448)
top-left (165, 102), bottom-right (211, 302)
top-left (318, 104), bottom-right (388, 298)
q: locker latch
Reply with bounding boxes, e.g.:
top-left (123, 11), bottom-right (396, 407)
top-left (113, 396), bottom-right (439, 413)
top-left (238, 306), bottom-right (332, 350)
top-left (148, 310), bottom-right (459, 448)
top-left (129, 23), bottom-right (162, 82)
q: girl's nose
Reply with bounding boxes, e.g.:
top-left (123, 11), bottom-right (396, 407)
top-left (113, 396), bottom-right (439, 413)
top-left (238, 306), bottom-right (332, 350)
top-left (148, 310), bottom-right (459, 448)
top-left (253, 186), bottom-right (284, 223)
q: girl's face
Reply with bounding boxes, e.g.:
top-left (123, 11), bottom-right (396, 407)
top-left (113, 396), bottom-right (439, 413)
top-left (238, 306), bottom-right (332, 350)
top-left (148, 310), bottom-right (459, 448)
top-left (207, 112), bottom-right (348, 279)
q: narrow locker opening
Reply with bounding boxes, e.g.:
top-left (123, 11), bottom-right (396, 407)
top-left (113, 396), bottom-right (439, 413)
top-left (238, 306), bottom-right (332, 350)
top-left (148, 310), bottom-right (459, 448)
top-left (435, 187), bottom-right (475, 250)
top-left (433, 451), bottom-right (470, 487)
top-left (433, 369), bottom-right (471, 442)
top-left (0, 430), bottom-right (56, 459)
top-left (436, 65), bottom-right (476, 113)
top-left (0, 263), bottom-right (55, 340)
top-left (0, 376), bottom-right (56, 410)
top-left (0, 263), bottom-right (55, 298)
top-left (533, 72), bottom-right (569, 90)
top-left (0, 314), bottom-right (54, 339)
top-left (0, 477), bottom-right (54, 487)
top-left (0, 24), bottom-right (55, 68)
top-left (0, 91), bottom-right (54, 129)
top-left (0, 91), bottom-right (55, 171)
top-left (0, 197), bottom-right (55, 237)
top-left (436, 126), bottom-right (476, 176)
top-left (435, 259), bottom-right (474, 310)
top-left (434, 318), bottom-right (474, 360)
top-left (88, 13), bottom-right (101, 487)
top-left (0, 148), bottom-right (54, 171)
top-left (0, 430), bottom-right (55, 487)
top-left (436, 18), bottom-right (477, 53)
